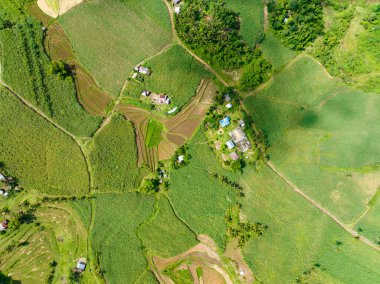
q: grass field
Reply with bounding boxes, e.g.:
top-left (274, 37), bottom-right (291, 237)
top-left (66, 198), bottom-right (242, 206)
top-left (168, 129), bottom-right (239, 248)
top-left (259, 33), bottom-right (298, 69)
top-left (0, 88), bottom-right (89, 195)
top-left (91, 193), bottom-right (155, 284)
top-left (124, 44), bottom-right (212, 110)
top-left (226, 0), bottom-right (264, 46)
top-left (140, 196), bottom-right (198, 258)
top-left (145, 119), bottom-right (163, 148)
top-left (60, 0), bottom-right (172, 96)
top-left (69, 199), bottom-right (92, 230)
top-left (240, 167), bottom-right (380, 283)
top-left (0, 14), bottom-right (102, 137)
top-left (89, 114), bottom-right (145, 192)
top-left (244, 55), bottom-right (380, 224)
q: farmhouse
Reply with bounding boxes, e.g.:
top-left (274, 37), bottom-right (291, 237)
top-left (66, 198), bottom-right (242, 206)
top-left (229, 126), bottom-right (252, 153)
top-left (0, 220), bottom-right (8, 231)
top-left (141, 90), bottom-right (150, 97)
top-left (151, 94), bottom-right (170, 105)
top-left (230, 152), bottom-right (240, 161)
top-left (219, 116), bottom-right (231, 128)
top-left (134, 65), bottom-right (151, 75)
top-left (76, 259), bottom-right (86, 272)
top-left (226, 140), bottom-right (235, 149)
top-left (226, 103), bottom-right (232, 109)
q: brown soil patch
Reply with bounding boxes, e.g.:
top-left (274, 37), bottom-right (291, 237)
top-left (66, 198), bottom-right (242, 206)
top-left (158, 139), bottom-right (178, 161)
top-left (225, 238), bottom-right (254, 283)
top-left (169, 118), bottom-right (203, 139)
top-left (165, 133), bottom-right (187, 147)
top-left (151, 235), bottom-right (241, 284)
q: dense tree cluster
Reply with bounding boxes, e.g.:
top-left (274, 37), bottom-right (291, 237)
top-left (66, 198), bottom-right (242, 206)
top-left (268, 0), bottom-right (325, 50)
top-left (175, 0), bottom-right (271, 90)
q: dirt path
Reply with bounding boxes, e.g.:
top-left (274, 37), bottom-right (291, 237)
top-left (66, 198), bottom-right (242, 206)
top-left (267, 162), bottom-right (380, 252)
top-left (263, 4), bottom-right (269, 32)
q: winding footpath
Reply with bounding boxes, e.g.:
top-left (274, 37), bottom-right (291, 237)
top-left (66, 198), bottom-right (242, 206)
top-left (162, 1), bottom-right (380, 252)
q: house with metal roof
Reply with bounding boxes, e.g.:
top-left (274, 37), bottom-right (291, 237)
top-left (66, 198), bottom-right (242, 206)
top-left (219, 116), bottom-right (231, 128)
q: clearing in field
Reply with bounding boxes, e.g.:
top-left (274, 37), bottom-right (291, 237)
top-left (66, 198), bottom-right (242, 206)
top-left (0, 88), bottom-right (89, 195)
top-left (244, 55), bottom-right (380, 234)
top-left (60, 0), bottom-right (172, 95)
top-left (88, 114), bottom-right (145, 192)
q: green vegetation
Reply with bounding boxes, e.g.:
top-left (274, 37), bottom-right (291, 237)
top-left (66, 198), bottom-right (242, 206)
top-left (69, 199), bottom-right (92, 230)
top-left (168, 130), bottom-right (239, 248)
top-left (145, 119), bottom-right (163, 148)
top-left (226, 0), bottom-right (264, 46)
top-left (0, 3), bottom-right (102, 136)
top-left (245, 55), bottom-right (380, 224)
top-left (89, 114), bottom-right (145, 192)
top-left (60, 0), bottom-right (172, 95)
top-left (176, 0), bottom-right (271, 89)
top-left (240, 167), bottom-right (380, 283)
top-left (260, 33), bottom-right (298, 69)
top-left (163, 263), bottom-right (193, 284)
top-left (125, 44), bottom-right (212, 110)
top-left (91, 193), bottom-right (155, 283)
top-left (0, 88), bottom-right (89, 195)
top-left (140, 196), bottom-right (198, 257)
top-left (268, 0), bottom-right (324, 50)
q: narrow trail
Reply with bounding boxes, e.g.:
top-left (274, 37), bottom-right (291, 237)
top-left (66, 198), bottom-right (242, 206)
top-left (267, 162), bottom-right (380, 252)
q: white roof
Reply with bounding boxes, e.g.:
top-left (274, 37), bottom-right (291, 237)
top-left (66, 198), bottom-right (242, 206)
top-left (174, 6), bottom-right (181, 14)
top-left (0, 174), bottom-right (5, 181)
top-left (226, 140), bottom-right (235, 149)
top-left (77, 262), bottom-right (86, 271)
top-left (178, 155), bottom-right (184, 162)
top-left (226, 103), bottom-right (232, 109)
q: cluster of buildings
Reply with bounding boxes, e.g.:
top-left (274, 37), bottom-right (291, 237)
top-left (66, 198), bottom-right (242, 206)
top-left (142, 91), bottom-right (170, 105)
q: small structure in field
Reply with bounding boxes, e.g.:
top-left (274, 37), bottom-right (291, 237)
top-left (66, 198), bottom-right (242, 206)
top-left (76, 259), bottom-right (87, 272)
top-left (230, 152), bottom-right (240, 161)
top-left (226, 140), bottom-right (235, 149)
top-left (0, 173), bottom-right (5, 181)
top-left (167, 107), bottom-right (178, 114)
top-left (238, 119), bottom-right (245, 128)
top-left (178, 155), bottom-right (184, 163)
top-left (174, 6), bottom-right (181, 14)
top-left (0, 189), bottom-right (9, 197)
top-left (226, 103), bottom-right (232, 109)
top-left (141, 90), bottom-right (151, 97)
top-left (131, 72), bottom-right (138, 79)
top-left (173, 0), bottom-right (181, 5)
top-left (0, 220), bottom-right (9, 231)
top-left (229, 126), bottom-right (252, 153)
top-left (219, 116), bottom-right (231, 128)
top-left (135, 65), bottom-right (151, 75)
top-left (151, 94), bottom-right (170, 105)
top-left (224, 94), bottom-right (231, 102)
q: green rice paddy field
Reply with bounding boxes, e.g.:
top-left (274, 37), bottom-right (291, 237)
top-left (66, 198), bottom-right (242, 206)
top-left (0, 87), bottom-right (89, 195)
top-left (244, 55), bottom-right (380, 236)
top-left (60, 0), bottom-right (172, 96)
top-left (124, 44), bottom-right (212, 110)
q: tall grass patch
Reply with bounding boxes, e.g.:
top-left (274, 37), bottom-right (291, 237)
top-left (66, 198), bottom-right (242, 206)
top-left (145, 119), bottom-right (163, 148)
top-left (91, 193), bottom-right (155, 284)
top-left (89, 114), bottom-right (145, 192)
top-left (0, 88), bottom-right (89, 195)
top-left (140, 196), bottom-right (198, 258)
top-left (60, 0), bottom-right (172, 96)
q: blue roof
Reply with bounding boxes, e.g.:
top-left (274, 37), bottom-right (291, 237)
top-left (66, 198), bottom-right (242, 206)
top-left (219, 117), bottom-right (231, 127)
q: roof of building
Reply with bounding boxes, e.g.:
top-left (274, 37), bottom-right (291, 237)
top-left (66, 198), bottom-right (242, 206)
top-left (226, 140), bottom-right (235, 149)
top-left (174, 6), bottom-right (181, 14)
top-left (76, 261), bottom-right (86, 271)
top-left (168, 107), bottom-right (178, 114)
top-left (219, 116), bottom-right (231, 127)
top-left (226, 103), bottom-right (232, 109)
top-left (0, 174), bottom-right (5, 181)
top-left (230, 152), bottom-right (240, 161)
top-left (238, 119), bottom-right (245, 127)
top-left (225, 94), bottom-right (231, 101)
top-left (229, 126), bottom-right (246, 143)
top-left (178, 155), bottom-right (184, 162)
